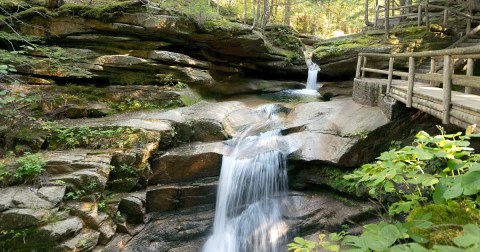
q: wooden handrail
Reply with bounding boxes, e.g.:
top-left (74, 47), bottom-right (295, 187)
top-left (356, 43), bottom-right (480, 125)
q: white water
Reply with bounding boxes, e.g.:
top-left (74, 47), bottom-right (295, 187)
top-left (306, 62), bottom-right (320, 90)
top-left (203, 105), bottom-right (289, 252)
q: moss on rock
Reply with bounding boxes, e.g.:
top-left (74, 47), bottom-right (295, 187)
top-left (407, 204), bottom-right (480, 247)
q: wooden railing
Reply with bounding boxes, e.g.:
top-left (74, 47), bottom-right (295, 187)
top-left (355, 45), bottom-right (480, 124)
top-left (368, 0), bottom-right (480, 38)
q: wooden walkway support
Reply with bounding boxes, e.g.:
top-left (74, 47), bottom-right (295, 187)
top-left (354, 45), bottom-right (480, 130)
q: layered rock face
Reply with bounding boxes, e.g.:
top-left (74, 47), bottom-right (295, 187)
top-left (3, 1), bottom-right (307, 95)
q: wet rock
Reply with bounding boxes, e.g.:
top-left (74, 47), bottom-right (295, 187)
top-left (66, 202), bottom-right (108, 229)
top-left (287, 191), bottom-right (378, 233)
top-left (146, 178), bottom-right (217, 213)
top-left (191, 119), bottom-right (228, 142)
top-left (123, 205), bottom-right (214, 252)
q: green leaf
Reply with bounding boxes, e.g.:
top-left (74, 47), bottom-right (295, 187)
top-left (447, 159), bottom-right (466, 171)
top-left (384, 180), bottom-right (395, 192)
top-left (432, 245), bottom-right (465, 252)
top-left (390, 243), bottom-right (429, 252)
top-left (461, 170), bottom-right (480, 196)
top-left (453, 224), bottom-right (480, 248)
top-left (433, 183), bottom-right (447, 204)
top-left (443, 178), bottom-right (463, 200)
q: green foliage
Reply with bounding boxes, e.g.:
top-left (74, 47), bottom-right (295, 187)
top-left (108, 98), bottom-right (162, 112)
top-left (0, 89), bottom-right (40, 120)
top-left (58, 1), bottom-right (141, 21)
top-left (42, 122), bottom-right (160, 150)
top-left (291, 127), bottom-right (480, 251)
top-left (344, 128), bottom-right (480, 215)
top-left (15, 152), bottom-right (46, 180)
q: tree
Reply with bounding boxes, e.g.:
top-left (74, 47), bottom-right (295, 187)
top-left (45, 0), bottom-right (63, 8)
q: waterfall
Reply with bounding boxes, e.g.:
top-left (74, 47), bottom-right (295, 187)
top-left (203, 105), bottom-right (290, 252)
top-left (306, 61), bottom-right (320, 90)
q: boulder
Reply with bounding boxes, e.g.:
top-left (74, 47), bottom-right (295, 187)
top-left (38, 217), bottom-right (83, 242)
top-left (45, 150), bottom-right (112, 175)
top-left (101, 234), bottom-right (132, 252)
top-left (146, 178), bottom-right (217, 213)
top-left (55, 228), bottom-right (100, 252)
top-left (148, 50), bottom-right (209, 69)
top-left (0, 208), bottom-right (54, 229)
top-left (118, 192), bottom-right (146, 224)
top-left (0, 185), bottom-right (65, 211)
top-left (149, 142), bottom-right (223, 184)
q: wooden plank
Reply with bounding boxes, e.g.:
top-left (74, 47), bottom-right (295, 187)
top-left (359, 45), bottom-right (480, 58)
top-left (361, 57), bottom-right (368, 77)
top-left (361, 67), bottom-right (389, 75)
top-left (452, 74), bottom-right (480, 88)
top-left (443, 55), bottom-right (452, 124)
top-left (416, 73), bottom-right (443, 82)
top-left (407, 57), bottom-right (415, 107)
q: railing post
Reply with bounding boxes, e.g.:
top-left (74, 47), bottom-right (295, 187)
top-left (417, 5), bottom-right (422, 26)
top-left (386, 57), bottom-right (394, 95)
top-left (361, 56), bottom-right (368, 77)
top-left (465, 58), bottom-right (474, 94)
top-left (443, 9), bottom-right (448, 26)
top-left (425, 2), bottom-right (429, 31)
top-left (442, 55), bottom-right (452, 124)
top-left (407, 57), bottom-right (415, 107)
top-left (355, 56), bottom-right (363, 78)
top-left (467, 17), bottom-right (472, 34)
top-left (385, 0), bottom-right (390, 39)
top-left (430, 58), bottom-right (436, 86)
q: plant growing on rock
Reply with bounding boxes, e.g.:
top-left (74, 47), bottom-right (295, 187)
top-left (289, 127), bottom-right (480, 251)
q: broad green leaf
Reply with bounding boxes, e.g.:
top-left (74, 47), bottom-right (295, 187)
top-left (433, 183), bottom-right (447, 204)
top-left (443, 179), bottom-right (463, 200)
top-left (447, 159), bottom-right (466, 171)
top-left (461, 170), bottom-right (480, 195)
top-left (453, 224), bottom-right (480, 248)
top-left (413, 148), bottom-right (435, 160)
top-left (433, 245), bottom-right (465, 252)
top-left (384, 180), bottom-right (395, 192)
top-left (390, 243), bottom-right (429, 252)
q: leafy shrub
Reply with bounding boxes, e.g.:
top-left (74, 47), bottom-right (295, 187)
top-left (14, 152), bottom-right (46, 181)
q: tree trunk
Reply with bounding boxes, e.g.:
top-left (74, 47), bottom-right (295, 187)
top-left (284, 0), bottom-right (291, 25)
top-left (262, 0), bottom-right (270, 31)
top-left (45, 0), bottom-right (63, 8)
top-left (252, 0), bottom-right (258, 28)
top-left (244, 0), bottom-right (248, 24)
top-left (217, 0), bottom-right (220, 15)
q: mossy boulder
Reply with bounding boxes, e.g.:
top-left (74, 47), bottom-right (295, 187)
top-left (312, 25), bottom-right (456, 79)
top-left (407, 204), bottom-right (480, 247)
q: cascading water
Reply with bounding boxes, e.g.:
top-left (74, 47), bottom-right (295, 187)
top-left (306, 61), bottom-right (320, 90)
top-left (203, 105), bottom-right (290, 252)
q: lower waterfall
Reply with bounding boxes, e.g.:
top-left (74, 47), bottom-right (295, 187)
top-left (203, 106), bottom-right (290, 252)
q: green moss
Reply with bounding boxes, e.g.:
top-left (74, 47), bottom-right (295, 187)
top-left (200, 18), bottom-right (249, 34)
top-left (407, 204), bottom-right (480, 247)
top-left (57, 1), bottom-right (141, 21)
top-left (13, 6), bottom-right (47, 19)
top-left (0, 0), bottom-right (43, 13)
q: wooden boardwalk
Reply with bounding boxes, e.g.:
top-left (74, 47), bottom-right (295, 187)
top-left (354, 45), bottom-right (480, 132)
top-left (363, 78), bottom-right (480, 129)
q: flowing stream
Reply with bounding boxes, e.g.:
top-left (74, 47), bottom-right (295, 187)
top-left (306, 61), bottom-right (320, 90)
top-left (203, 105), bottom-right (290, 252)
